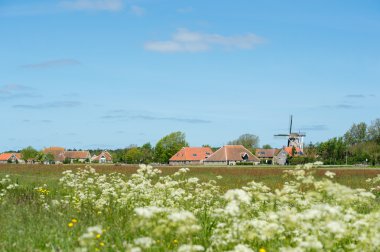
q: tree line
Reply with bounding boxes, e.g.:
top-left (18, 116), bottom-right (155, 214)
top-left (292, 118), bottom-right (380, 165)
top-left (9, 118), bottom-right (380, 165)
top-left (10, 132), bottom-right (261, 164)
top-left (100, 132), bottom-right (260, 164)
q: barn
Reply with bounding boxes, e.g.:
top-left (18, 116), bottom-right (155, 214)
top-left (203, 145), bottom-right (260, 165)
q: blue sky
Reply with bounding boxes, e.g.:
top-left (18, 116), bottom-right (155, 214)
top-left (1, 0), bottom-right (379, 151)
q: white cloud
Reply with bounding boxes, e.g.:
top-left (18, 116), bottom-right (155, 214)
top-left (60, 0), bottom-right (124, 11)
top-left (144, 29), bottom-right (264, 53)
top-left (130, 5), bottom-right (145, 16)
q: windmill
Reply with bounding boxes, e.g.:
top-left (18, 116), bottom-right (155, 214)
top-left (274, 115), bottom-right (306, 151)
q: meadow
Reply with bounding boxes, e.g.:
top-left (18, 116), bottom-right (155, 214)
top-left (1, 164), bottom-right (380, 251)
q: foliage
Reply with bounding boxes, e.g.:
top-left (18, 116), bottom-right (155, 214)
top-left (20, 146), bottom-right (38, 161)
top-left (317, 137), bottom-right (347, 165)
top-left (262, 144), bottom-right (272, 149)
top-left (288, 156), bottom-right (316, 165)
top-left (235, 162), bottom-right (255, 166)
top-left (228, 133), bottom-right (260, 152)
top-left (63, 157), bottom-right (71, 164)
top-left (368, 119), bottom-right (380, 144)
top-left (344, 122), bottom-right (368, 145)
top-left (154, 132), bottom-right (188, 164)
top-left (1, 164), bottom-right (380, 251)
top-left (125, 147), bottom-right (144, 164)
top-left (316, 118), bottom-right (380, 165)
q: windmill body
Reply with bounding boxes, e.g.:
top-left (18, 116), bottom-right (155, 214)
top-left (274, 115), bottom-right (306, 152)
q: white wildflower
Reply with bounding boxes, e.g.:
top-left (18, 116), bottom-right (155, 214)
top-left (228, 244), bottom-right (254, 252)
top-left (177, 244), bottom-right (204, 252)
top-left (134, 237), bottom-right (155, 248)
top-left (168, 211), bottom-right (196, 222)
top-left (224, 189), bottom-right (251, 204)
top-left (325, 171), bottom-right (336, 179)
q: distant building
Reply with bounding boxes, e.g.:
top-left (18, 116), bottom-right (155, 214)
top-left (0, 153), bottom-right (23, 164)
top-left (43, 147), bottom-right (66, 162)
top-left (43, 147), bottom-right (91, 164)
top-left (204, 145), bottom-right (260, 165)
top-left (63, 151), bottom-right (91, 163)
top-left (255, 148), bottom-right (280, 164)
top-left (169, 147), bottom-right (213, 165)
top-left (273, 146), bottom-right (303, 165)
top-left (91, 150), bottom-right (113, 163)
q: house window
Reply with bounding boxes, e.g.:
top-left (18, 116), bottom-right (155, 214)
top-left (193, 154), bottom-right (197, 156)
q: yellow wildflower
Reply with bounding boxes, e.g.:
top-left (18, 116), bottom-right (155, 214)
top-left (99, 242), bottom-right (105, 247)
top-left (259, 248), bottom-right (266, 252)
top-left (68, 222), bottom-right (74, 228)
top-left (96, 234), bottom-right (101, 239)
top-left (72, 219), bottom-right (78, 223)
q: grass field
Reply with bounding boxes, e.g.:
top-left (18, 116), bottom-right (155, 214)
top-left (1, 163), bottom-right (379, 190)
top-left (1, 164), bottom-right (380, 251)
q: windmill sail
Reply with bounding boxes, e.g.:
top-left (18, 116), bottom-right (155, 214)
top-left (274, 115), bottom-right (306, 151)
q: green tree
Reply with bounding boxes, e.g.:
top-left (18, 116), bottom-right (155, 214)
top-left (228, 133), bottom-right (260, 152)
top-left (317, 137), bottom-right (347, 165)
top-left (368, 118), bottom-right (380, 144)
top-left (344, 122), bottom-right (368, 145)
top-left (45, 153), bottom-right (55, 164)
top-left (140, 143), bottom-right (153, 164)
top-left (262, 144), bottom-right (272, 149)
top-left (154, 131), bottom-right (188, 163)
top-left (20, 146), bottom-right (38, 161)
top-left (125, 147), bottom-right (144, 164)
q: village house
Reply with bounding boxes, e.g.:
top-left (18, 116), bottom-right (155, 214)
top-left (0, 153), bottom-right (23, 164)
top-left (255, 148), bottom-right (280, 164)
top-left (63, 151), bottom-right (91, 163)
top-left (43, 147), bottom-right (66, 163)
top-left (273, 146), bottom-right (303, 165)
top-left (43, 147), bottom-right (91, 164)
top-left (169, 147), bottom-right (213, 165)
top-left (91, 150), bottom-right (113, 163)
top-left (203, 145), bottom-right (260, 165)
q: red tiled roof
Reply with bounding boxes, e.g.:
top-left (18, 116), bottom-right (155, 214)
top-left (169, 147), bottom-right (213, 161)
top-left (0, 153), bottom-right (13, 161)
top-left (43, 147), bottom-right (66, 161)
top-left (283, 147), bottom-right (303, 157)
top-left (0, 153), bottom-right (21, 161)
top-left (205, 145), bottom-right (260, 162)
top-left (63, 151), bottom-right (91, 159)
top-left (92, 151), bottom-right (112, 161)
top-left (43, 147), bottom-right (65, 153)
top-left (255, 148), bottom-right (279, 158)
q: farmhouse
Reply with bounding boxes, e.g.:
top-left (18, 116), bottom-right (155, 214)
top-left (255, 148), bottom-right (280, 164)
top-left (43, 147), bottom-right (91, 163)
top-left (169, 147), bottom-right (213, 165)
top-left (43, 147), bottom-right (66, 162)
top-left (0, 153), bottom-right (23, 164)
top-left (63, 151), bottom-right (91, 163)
top-left (203, 145), bottom-right (260, 165)
top-left (273, 146), bottom-right (303, 165)
top-left (91, 150), bottom-right (113, 163)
